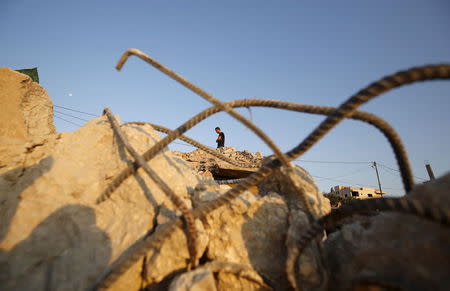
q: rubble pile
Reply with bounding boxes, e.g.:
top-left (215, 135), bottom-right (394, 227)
top-left (171, 147), bottom-right (263, 178)
top-left (0, 68), bottom-right (449, 291)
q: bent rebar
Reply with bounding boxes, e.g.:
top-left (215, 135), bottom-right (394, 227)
top-left (286, 196), bottom-right (450, 289)
top-left (124, 121), bottom-right (257, 168)
top-left (98, 99), bottom-right (412, 204)
top-left (128, 104), bottom-right (412, 191)
top-left (116, 49), bottom-right (312, 213)
top-left (103, 109), bottom-right (198, 269)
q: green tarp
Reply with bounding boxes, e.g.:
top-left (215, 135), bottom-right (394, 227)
top-left (16, 67), bottom-right (39, 83)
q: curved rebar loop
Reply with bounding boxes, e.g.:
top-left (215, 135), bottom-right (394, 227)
top-left (103, 109), bottom-right (198, 269)
top-left (95, 106), bottom-right (244, 204)
top-left (124, 121), bottom-right (257, 169)
top-left (236, 65), bottom-right (450, 290)
top-left (283, 64), bottom-right (450, 165)
top-left (229, 100), bottom-right (414, 192)
top-left (286, 197), bottom-right (450, 290)
top-left (98, 99), bottom-right (412, 205)
top-left (94, 65), bottom-right (450, 289)
top-left (116, 49), bottom-right (312, 213)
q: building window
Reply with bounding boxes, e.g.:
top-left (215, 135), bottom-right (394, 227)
top-left (351, 191), bottom-right (359, 197)
top-left (368, 194), bottom-right (373, 197)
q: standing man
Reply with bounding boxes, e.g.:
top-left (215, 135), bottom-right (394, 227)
top-left (215, 127), bottom-right (225, 148)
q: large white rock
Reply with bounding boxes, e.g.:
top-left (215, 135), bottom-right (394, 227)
top-left (0, 116), bottom-right (202, 291)
top-left (207, 191), bottom-right (288, 281)
top-left (193, 184), bottom-right (323, 290)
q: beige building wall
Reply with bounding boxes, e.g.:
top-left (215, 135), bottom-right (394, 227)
top-left (330, 185), bottom-right (384, 199)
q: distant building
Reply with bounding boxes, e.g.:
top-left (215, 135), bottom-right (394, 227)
top-left (329, 185), bottom-right (385, 199)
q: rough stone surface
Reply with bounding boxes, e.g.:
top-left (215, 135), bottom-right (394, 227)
top-left (258, 163), bottom-right (331, 217)
top-left (211, 261), bottom-right (271, 291)
top-left (143, 218), bottom-right (209, 285)
top-left (0, 68), bottom-right (55, 141)
top-left (169, 267), bottom-right (217, 291)
top-left (169, 261), bottom-right (270, 291)
top-left (186, 153), bottom-right (331, 290)
top-left (215, 272), bottom-right (265, 291)
top-left (0, 116), bottom-right (202, 290)
top-left (195, 185), bottom-right (290, 289)
top-left (172, 147), bottom-right (262, 176)
top-left (324, 173), bottom-right (450, 291)
top-left (286, 209), bottom-right (328, 291)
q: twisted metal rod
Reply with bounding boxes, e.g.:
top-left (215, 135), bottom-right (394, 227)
top-left (94, 64), bottom-right (450, 289)
top-left (98, 99), bottom-right (412, 204)
top-left (99, 99), bottom-right (414, 202)
top-left (287, 197), bottom-right (450, 290)
top-left (231, 99), bottom-right (414, 192)
top-left (103, 109), bottom-right (198, 269)
top-left (95, 105), bottom-right (242, 204)
top-left (116, 49), bottom-right (312, 213)
top-left (216, 178), bottom-right (248, 185)
top-left (217, 65), bottom-right (450, 290)
top-left (284, 64), bottom-right (450, 163)
top-left (124, 121), bottom-right (257, 169)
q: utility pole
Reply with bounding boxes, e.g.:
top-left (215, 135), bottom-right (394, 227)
top-left (372, 161), bottom-right (383, 195)
top-left (425, 163), bottom-right (435, 180)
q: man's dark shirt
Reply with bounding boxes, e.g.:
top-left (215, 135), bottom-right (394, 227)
top-left (217, 132), bottom-right (225, 148)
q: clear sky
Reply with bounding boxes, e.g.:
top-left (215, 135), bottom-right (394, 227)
top-left (2, 0), bottom-right (450, 196)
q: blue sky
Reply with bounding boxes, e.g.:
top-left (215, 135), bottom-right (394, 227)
top-left (2, 0), bottom-right (450, 196)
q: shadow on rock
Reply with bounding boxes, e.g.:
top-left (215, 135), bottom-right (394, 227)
top-left (0, 156), bottom-right (53, 243)
top-left (241, 199), bottom-right (290, 290)
top-left (0, 204), bottom-right (111, 291)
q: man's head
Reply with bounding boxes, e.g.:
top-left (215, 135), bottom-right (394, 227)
top-left (215, 127), bottom-right (221, 133)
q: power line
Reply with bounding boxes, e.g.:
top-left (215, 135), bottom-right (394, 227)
top-left (171, 141), bottom-right (196, 148)
top-left (53, 104), bottom-right (98, 117)
top-left (377, 162), bottom-right (405, 173)
top-left (379, 166), bottom-right (404, 179)
top-left (54, 113), bottom-right (196, 149)
top-left (318, 165), bottom-right (369, 180)
top-left (296, 159), bottom-right (371, 164)
top-left (296, 159), bottom-right (427, 184)
top-left (51, 107), bottom-right (198, 149)
top-left (312, 174), bottom-right (403, 191)
top-left (313, 175), bottom-right (375, 188)
top-left (54, 115), bottom-right (83, 127)
top-left (54, 110), bottom-right (90, 122)
top-left (377, 163), bottom-right (427, 181)
top-left (379, 167), bottom-right (403, 184)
